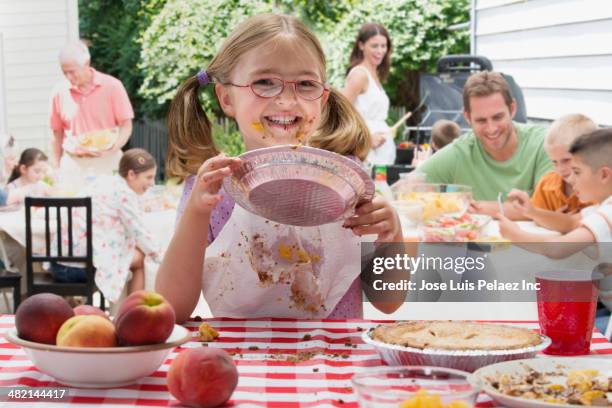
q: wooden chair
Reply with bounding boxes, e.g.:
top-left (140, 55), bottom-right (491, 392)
top-left (0, 232), bottom-right (21, 312)
top-left (25, 197), bottom-right (104, 310)
top-left (0, 269), bottom-right (21, 313)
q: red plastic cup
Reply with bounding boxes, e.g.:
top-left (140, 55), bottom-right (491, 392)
top-left (536, 270), bottom-right (600, 356)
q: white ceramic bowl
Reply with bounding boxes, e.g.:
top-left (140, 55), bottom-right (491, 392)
top-left (5, 324), bottom-right (191, 388)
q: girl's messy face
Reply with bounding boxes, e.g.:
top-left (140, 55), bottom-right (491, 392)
top-left (216, 38), bottom-right (328, 150)
top-left (126, 167), bottom-right (157, 195)
top-left (21, 160), bottom-right (47, 184)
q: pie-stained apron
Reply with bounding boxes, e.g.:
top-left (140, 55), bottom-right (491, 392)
top-left (203, 205), bottom-right (362, 318)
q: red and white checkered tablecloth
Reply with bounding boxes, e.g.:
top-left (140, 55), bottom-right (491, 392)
top-left (0, 316), bottom-right (610, 407)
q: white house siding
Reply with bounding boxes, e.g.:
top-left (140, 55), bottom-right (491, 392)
top-left (472, 0), bottom-right (612, 126)
top-left (0, 0), bottom-right (78, 151)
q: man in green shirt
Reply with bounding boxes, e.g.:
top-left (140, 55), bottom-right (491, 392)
top-left (419, 71), bottom-right (553, 201)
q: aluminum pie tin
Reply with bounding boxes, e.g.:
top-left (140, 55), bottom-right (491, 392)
top-left (363, 329), bottom-right (551, 373)
top-left (223, 145), bottom-right (375, 226)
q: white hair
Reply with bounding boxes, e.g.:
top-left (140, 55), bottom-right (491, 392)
top-left (59, 41), bottom-right (90, 66)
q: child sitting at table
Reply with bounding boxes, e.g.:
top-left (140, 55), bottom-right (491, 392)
top-left (412, 120), bottom-right (461, 167)
top-left (156, 13), bottom-right (405, 323)
top-left (431, 119), bottom-right (461, 152)
top-left (51, 148), bottom-right (162, 304)
top-left (503, 114), bottom-right (597, 232)
top-left (5, 148), bottom-right (51, 199)
top-left (497, 128), bottom-right (612, 313)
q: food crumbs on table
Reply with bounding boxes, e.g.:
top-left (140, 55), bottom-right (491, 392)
top-left (302, 334), bottom-right (312, 341)
top-left (356, 327), bottom-right (363, 332)
top-left (248, 346), bottom-right (259, 351)
top-left (313, 368), bottom-right (319, 372)
top-left (286, 351), bottom-right (317, 363)
top-left (193, 315), bottom-right (202, 322)
top-left (337, 399), bottom-right (344, 404)
top-left (198, 322), bottom-right (219, 342)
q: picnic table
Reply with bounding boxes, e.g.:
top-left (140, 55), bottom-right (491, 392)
top-left (0, 316), bottom-right (610, 407)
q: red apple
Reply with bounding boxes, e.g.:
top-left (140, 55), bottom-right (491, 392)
top-left (15, 293), bottom-right (74, 344)
top-left (114, 290), bottom-right (175, 346)
top-left (167, 348), bottom-right (238, 408)
top-left (56, 315), bottom-right (117, 347)
top-left (73, 305), bottom-right (109, 320)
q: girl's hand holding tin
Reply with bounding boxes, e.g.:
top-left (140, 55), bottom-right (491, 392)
top-left (189, 154), bottom-right (241, 216)
top-left (343, 196), bottom-right (402, 242)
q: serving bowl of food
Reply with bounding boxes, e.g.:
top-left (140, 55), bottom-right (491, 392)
top-left (351, 366), bottom-right (481, 407)
top-left (420, 213), bottom-right (492, 242)
top-left (363, 321), bottom-right (551, 373)
top-left (7, 291), bottom-right (190, 388)
top-left (394, 183), bottom-right (472, 220)
top-left (6, 324), bottom-right (190, 388)
top-left (77, 128), bottom-right (118, 152)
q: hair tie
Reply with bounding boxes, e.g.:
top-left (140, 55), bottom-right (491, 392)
top-left (137, 156), bottom-right (145, 165)
top-left (196, 70), bottom-right (210, 86)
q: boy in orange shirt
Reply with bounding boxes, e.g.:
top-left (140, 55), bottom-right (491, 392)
top-left (505, 114), bottom-right (596, 232)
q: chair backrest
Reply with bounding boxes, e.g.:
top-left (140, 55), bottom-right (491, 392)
top-left (24, 197), bottom-right (99, 305)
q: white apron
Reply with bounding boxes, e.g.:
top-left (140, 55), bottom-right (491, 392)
top-left (203, 205), bottom-right (362, 318)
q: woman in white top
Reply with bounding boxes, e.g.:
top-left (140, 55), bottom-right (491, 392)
top-left (342, 23), bottom-right (395, 165)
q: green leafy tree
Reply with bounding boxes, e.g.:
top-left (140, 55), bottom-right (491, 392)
top-left (79, 0), bottom-right (167, 118)
top-left (139, 0), bottom-right (273, 117)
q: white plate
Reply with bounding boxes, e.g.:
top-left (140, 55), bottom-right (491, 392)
top-left (77, 129), bottom-right (117, 152)
top-left (474, 357), bottom-right (612, 408)
top-left (6, 324), bottom-right (191, 388)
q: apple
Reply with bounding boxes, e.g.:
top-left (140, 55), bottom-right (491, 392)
top-left (167, 348), bottom-right (238, 408)
top-left (73, 305), bottom-right (109, 320)
top-left (56, 315), bottom-right (117, 347)
top-left (15, 293), bottom-right (74, 344)
top-left (114, 290), bottom-right (175, 346)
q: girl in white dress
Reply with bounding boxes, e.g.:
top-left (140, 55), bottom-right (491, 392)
top-left (343, 23), bottom-right (396, 165)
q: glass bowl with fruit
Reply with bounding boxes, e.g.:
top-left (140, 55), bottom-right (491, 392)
top-left (351, 366), bottom-right (480, 408)
top-left (6, 292), bottom-right (191, 388)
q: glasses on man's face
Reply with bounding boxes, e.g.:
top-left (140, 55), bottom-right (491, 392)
top-left (226, 77), bottom-right (328, 101)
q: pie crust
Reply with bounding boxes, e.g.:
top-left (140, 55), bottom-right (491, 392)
top-left (371, 321), bottom-right (542, 351)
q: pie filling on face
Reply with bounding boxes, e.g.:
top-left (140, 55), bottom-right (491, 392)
top-left (371, 321), bottom-right (542, 351)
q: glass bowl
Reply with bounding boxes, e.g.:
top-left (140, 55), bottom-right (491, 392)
top-left (351, 366), bottom-right (481, 407)
top-left (394, 183), bottom-right (472, 220)
top-left (391, 200), bottom-right (425, 228)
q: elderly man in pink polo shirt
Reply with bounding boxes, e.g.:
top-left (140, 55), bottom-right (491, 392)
top-left (50, 40), bottom-right (134, 184)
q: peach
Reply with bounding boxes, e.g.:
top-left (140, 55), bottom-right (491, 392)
top-left (167, 348), bottom-right (238, 408)
top-left (114, 290), bottom-right (175, 346)
top-left (56, 315), bottom-right (117, 347)
top-left (15, 293), bottom-right (74, 344)
top-left (73, 305), bottom-right (109, 320)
